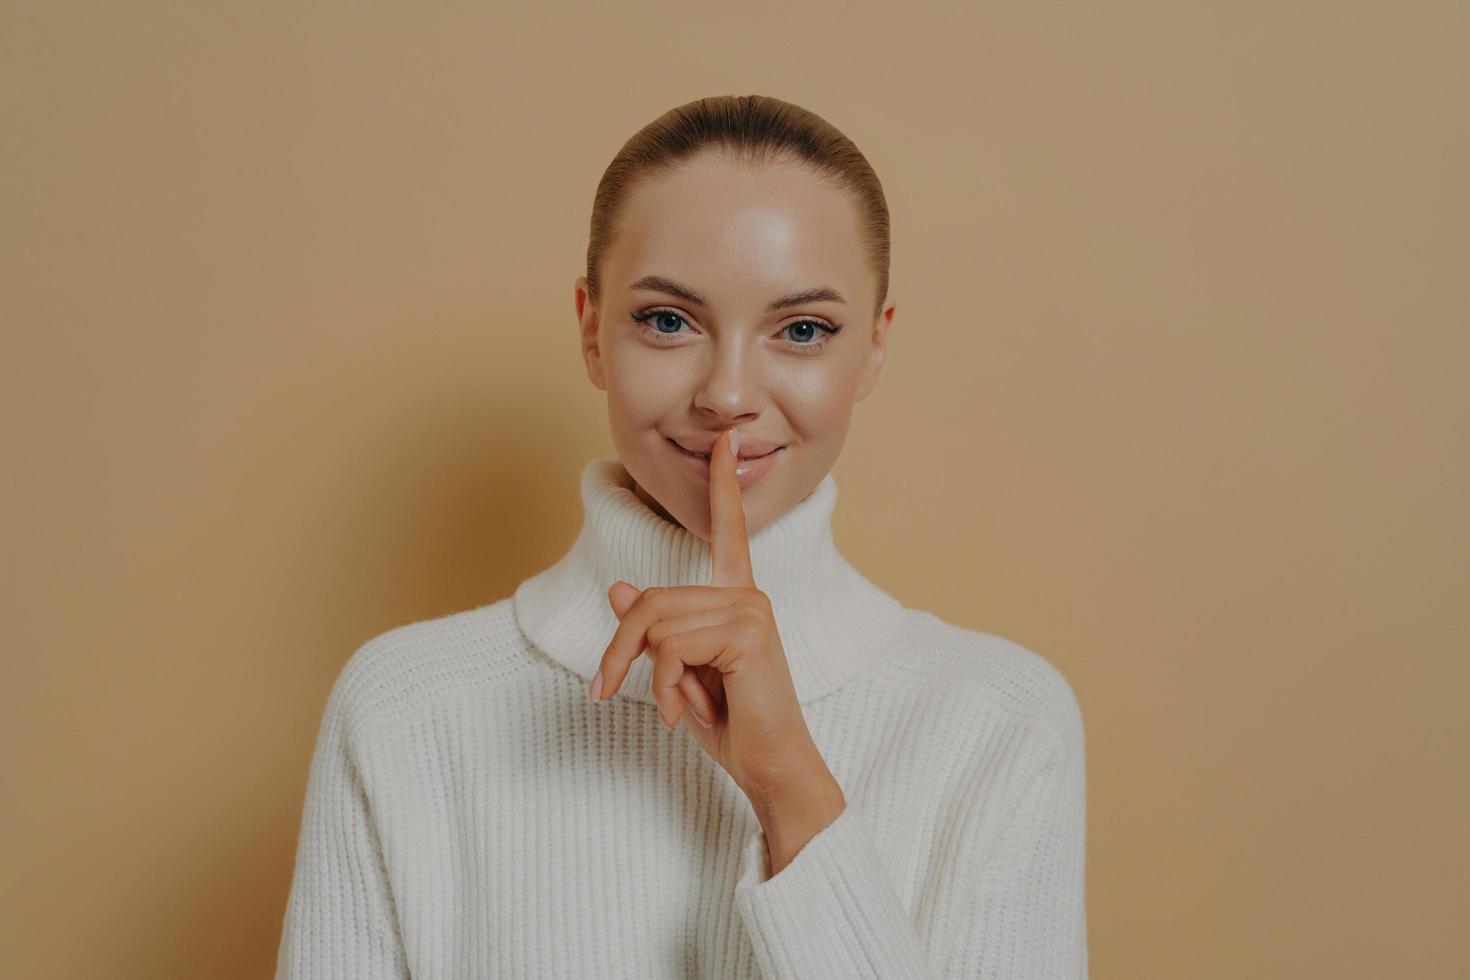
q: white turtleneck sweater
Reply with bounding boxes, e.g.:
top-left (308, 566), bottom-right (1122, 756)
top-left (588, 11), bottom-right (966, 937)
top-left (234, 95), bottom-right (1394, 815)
top-left (274, 458), bottom-right (1087, 979)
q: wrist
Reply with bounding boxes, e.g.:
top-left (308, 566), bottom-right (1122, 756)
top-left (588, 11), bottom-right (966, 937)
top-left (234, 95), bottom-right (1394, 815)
top-left (748, 757), bottom-right (846, 877)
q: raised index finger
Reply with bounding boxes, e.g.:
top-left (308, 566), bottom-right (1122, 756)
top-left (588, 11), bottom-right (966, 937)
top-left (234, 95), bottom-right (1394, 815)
top-left (709, 427), bottom-right (754, 588)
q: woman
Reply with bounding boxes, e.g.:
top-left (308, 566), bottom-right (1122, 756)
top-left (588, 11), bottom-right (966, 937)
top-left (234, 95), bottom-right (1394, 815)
top-left (275, 94), bottom-right (1087, 979)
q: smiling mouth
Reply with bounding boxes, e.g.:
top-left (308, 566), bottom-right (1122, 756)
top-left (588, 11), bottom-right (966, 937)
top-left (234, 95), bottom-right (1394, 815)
top-left (667, 437), bottom-right (780, 461)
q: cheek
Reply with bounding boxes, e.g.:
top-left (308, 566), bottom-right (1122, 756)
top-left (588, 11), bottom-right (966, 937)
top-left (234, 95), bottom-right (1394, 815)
top-left (604, 346), bottom-right (680, 426)
top-left (771, 360), bottom-right (862, 436)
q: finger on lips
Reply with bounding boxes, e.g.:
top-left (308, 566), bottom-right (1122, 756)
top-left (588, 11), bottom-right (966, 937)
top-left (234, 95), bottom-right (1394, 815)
top-left (710, 428), bottom-right (755, 590)
top-left (592, 427), bottom-right (753, 730)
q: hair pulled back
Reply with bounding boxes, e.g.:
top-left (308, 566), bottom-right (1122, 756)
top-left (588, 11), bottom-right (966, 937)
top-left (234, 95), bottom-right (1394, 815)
top-left (586, 95), bottom-right (890, 321)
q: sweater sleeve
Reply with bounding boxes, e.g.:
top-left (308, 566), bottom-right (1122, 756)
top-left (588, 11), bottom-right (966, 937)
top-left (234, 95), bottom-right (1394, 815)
top-left (274, 673), bottom-right (409, 980)
top-left (732, 726), bottom-right (1087, 979)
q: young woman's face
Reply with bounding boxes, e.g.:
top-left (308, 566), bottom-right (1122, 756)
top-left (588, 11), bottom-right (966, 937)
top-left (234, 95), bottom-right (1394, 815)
top-left (576, 150), bottom-right (896, 540)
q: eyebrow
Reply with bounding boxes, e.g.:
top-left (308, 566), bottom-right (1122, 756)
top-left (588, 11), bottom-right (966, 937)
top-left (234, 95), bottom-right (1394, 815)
top-left (628, 275), bottom-right (848, 313)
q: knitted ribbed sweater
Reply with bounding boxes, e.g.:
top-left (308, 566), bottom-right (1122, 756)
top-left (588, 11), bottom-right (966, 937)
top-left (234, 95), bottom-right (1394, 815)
top-left (274, 457), bottom-right (1088, 979)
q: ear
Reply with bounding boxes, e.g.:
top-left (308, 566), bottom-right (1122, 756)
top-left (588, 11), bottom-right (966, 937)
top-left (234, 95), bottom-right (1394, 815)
top-left (576, 276), bottom-right (607, 391)
top-left (853, 292), bottom-right (895, 403)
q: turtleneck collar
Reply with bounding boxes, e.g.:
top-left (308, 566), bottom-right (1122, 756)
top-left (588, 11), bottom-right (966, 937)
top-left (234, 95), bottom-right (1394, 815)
top-left (512, 457), bottom-right (906, 707)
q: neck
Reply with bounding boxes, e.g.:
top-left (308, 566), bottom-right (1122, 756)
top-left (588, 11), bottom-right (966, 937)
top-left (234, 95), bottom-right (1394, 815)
top-left (632, 479), bottom-right (682, 527)
top-left (512, 458), bottom-right (906, 706)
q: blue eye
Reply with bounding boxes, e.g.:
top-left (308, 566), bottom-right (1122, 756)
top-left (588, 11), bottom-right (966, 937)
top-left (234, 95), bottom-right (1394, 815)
top-left (636, 309), bottom-right (688, 336)
top-left (628, 308), bottom-right (843, 354)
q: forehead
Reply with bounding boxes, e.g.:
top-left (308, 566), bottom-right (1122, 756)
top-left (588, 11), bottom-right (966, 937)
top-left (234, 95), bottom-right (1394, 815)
top-left (608, 154), bottom-right (870, 312)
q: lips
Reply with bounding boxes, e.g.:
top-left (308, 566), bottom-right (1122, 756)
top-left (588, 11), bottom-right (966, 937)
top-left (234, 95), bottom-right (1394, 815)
top-left (668, 434), bottom-right (783, 460)
top-left (669, 434), bottom-right (786, 489)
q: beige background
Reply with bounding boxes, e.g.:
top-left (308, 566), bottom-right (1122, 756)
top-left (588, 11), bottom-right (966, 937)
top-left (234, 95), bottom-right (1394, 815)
top-left (2, 1), bottom-right (1466, 977)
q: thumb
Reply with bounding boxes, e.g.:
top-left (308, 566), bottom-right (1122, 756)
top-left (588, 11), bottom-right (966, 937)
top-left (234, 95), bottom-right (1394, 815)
top-left (606, 579), bottom-right (719, 730)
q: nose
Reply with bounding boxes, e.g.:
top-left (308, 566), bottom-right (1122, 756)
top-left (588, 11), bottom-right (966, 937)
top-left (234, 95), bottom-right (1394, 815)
top-left (692, 334), bottom-right (763, 424)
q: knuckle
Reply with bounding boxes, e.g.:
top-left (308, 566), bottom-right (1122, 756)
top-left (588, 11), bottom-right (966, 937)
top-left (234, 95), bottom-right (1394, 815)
top-left (730, 588), bottom-right (765, 612)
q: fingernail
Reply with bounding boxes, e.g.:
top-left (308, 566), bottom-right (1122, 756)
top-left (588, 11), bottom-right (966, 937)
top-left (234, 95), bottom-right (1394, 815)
top-left (693, 707), bottom-right (713, 728)
top-left (729, 428), bottom-right (740, 457)
top-left (588, 670), bottom-right (604, 701)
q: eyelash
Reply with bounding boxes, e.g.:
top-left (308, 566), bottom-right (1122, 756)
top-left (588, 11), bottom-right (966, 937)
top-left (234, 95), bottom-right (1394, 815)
top-left (628, 307), bottom-right (844, 354)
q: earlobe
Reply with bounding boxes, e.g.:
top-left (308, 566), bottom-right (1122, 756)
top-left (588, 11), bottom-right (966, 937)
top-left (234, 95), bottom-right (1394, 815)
top-left (854, 304), bottom-right (893, 402)
top-left (584, 346), bottom-right (607, 391)
top-left (854, 346), bottom-right (885, 401)
top-left (575, 276), bottom-right (607, 390)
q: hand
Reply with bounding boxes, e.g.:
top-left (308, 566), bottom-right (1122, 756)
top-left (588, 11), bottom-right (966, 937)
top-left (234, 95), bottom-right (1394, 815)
top-left (590, 428), bottom-right (827, 803)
